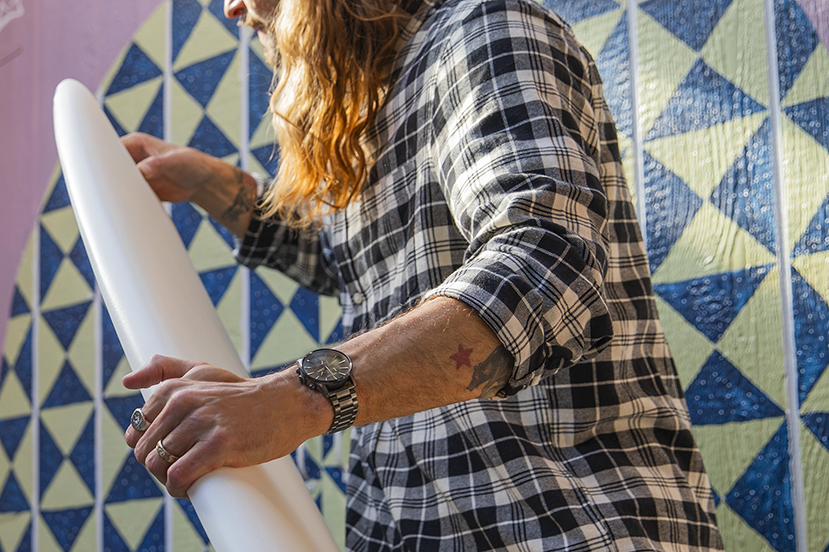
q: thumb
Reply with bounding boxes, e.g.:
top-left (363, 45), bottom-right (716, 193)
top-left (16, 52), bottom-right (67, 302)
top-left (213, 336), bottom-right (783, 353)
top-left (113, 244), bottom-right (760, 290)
top-left (123, 355), bottom-right (201, 390)
top-left (136, 158), bottom-right (157, 180)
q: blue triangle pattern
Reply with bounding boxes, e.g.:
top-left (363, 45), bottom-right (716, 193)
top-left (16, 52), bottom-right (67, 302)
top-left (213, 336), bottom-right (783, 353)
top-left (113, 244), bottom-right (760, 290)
top-left (326, 466), bottom-right (347, 493)
top-left (249, 271), bottom-right (285, 359)
top-left (104, 394), bottom-right (144, 429)
top-left (188, 115), bottom-right (239, 158)
top-left (102, 512), bottom-right (131, 552)
top-left (726, 422), bottom-right (796, 552)
top-left (208, 0), bottom-right (239, 37)
top-left (13, 326), bottom-right (33, 404)
top-left (174, 49), bottom-right (237, 108)
top-left (322, 434), bottom-right (334, 459)
top-left (106, 453), bottom-right (164, 503)
top-left (105, 43), bottom-right (162, 96)
top-left (43, 175), bottom-right (71, 214)
top-left (0, 472), bottom-right (29, 512)
top-left (304, 449), bottom-right (321, 480)
top-left (208, 215), bottom-right (237, 248)
top-left (784, 97), bottom-right (829, 154)
top-left (0, 416), bottom-right (29, 459)
top-left (177, 498), bottom-right (209, 544)
top-left (595, 16), bottom-right (632, 137)
top-left (68, 237), bottom-right (95, 290)
top-left (137, 505), bottom-right (166, 552)
top-left (251, 144), bottom-right (281, 178)
top-left (290, 287), bottom-right (320, 341)
top-left (792, 195), bottom-right (829, 257)
top-left (39, 424), bottom-right (64, 499)
top-left (542, 0), bottom-right (619, 24)
top-left (103, 105), bottom-right (128, 137)
top-left (775, 0), bottom-right (820, 100)
top-left (802, 412), bottom-right (829, 452)
top-left (11, 287), bottom-right (29, 317)
top-left (643, 151), bottom-right (703, 271)
top-left (640, 0), bottom-right (734, 51)
top-left (172, 0), bottom-right (204, 62)
top-left (101, 306), bottom-right (125, 390)
top-left (325, 317), bottom-right (345, 344)
top-left (69, 412), bottom-right (96, 496)
top-left (137, 82), bottom-right (165, 139)
top-left (42, 361), bottom-right (92, 408)
top-left (645, 59), bottom-right (767, 141)
top-left (41, 507), bottom-right (93, 552)
top-left (200, 266), bottom-right (238, 306)
top-left (791, 268), bottom-right (829, 405)
top-left (249, 50), bottom-right (274, 140)
top-left (41, 300), bottom-right (92, 351)
top-left (13, 520), bottom-right (32, 552)
top-left (171, 201), bottom-right (203, 248)
top-left (653, 265), bottom-right (771, 343)
top-left (0, 358), bottom-right (8, 389)
top-left (39, 226), bottom-right (64, 300)
top-left (685, 351), bottom-right (784, 425)
top-left (710, 118), bottom-right (777, 254)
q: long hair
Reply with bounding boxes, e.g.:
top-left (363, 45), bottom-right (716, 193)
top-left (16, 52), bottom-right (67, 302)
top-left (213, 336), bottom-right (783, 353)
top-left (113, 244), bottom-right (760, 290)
top-left (260, 0), bottom-right (409, 228)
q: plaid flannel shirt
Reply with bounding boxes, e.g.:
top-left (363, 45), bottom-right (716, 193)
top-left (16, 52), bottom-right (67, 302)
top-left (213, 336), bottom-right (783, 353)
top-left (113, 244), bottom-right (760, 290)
top-left (236, 0), bottom-right (723, 549)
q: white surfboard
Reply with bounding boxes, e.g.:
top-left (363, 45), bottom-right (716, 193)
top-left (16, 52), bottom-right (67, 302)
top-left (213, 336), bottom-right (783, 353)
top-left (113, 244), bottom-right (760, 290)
top-left (53, 78), bottom-right (339, 552)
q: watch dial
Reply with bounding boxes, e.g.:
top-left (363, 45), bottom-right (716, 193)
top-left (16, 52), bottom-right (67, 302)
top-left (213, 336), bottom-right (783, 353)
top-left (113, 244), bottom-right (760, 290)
top-left (305, 350), bottom-right (351, 382)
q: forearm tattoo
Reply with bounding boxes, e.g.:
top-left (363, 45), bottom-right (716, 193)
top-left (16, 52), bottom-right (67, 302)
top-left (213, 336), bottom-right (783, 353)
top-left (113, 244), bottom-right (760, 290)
top-left (463, 345), bottom-right (512, 398)
top-left (222, 168), bottom-right (256, 223)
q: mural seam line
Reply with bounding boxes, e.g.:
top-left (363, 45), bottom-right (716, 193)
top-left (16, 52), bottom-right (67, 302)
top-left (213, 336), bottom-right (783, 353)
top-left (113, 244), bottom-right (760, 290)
top-left (31, 214), bottom-right (41, 551)
top-left (625, 0), bottom-right (647, 250)
top-left (240, 26), bottom-right (252, 374)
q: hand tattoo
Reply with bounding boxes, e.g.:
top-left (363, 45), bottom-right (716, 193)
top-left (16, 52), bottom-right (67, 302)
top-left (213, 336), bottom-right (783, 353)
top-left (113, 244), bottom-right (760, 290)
top-left (223, 168), bottom-right (255, 222)
top-left (465, 345), bottom-right (512, 398)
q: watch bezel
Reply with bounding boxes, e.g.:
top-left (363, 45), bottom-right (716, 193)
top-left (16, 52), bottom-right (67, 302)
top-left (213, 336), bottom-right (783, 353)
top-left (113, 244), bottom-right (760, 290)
top-left (297, 348), bottom-right (353, 389)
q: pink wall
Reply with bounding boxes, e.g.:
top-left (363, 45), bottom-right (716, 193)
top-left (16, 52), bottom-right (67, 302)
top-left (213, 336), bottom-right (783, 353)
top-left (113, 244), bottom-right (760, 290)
top-left (0, 0), bottom-right (164, 352)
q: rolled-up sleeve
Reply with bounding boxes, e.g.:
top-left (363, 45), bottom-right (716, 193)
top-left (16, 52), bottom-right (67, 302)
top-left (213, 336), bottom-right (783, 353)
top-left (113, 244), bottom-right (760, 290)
top-left (422, 2), bottom-right (614, 395)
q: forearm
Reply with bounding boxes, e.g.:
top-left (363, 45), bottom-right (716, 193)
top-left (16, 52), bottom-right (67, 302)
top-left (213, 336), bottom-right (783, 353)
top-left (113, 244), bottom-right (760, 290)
top-left (191, 159), bottom-right (257, 238)
top-left (337, 296), bottom-right (512, 427)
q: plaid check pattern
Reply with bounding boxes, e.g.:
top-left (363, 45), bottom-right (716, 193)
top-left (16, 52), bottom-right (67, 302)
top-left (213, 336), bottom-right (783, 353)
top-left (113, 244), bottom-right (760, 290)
top-left (236, 0), bottom-right (723, 549)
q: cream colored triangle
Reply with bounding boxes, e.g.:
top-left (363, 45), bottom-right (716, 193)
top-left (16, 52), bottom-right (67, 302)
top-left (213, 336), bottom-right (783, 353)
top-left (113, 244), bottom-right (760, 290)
top-left (100, 408), bottom-right (135, 498)
top-left (206, 53), bottom-right (243, 148)
top-left (172, 498), bottom-right (209, 550)
top-left (0, 437), bottom-right (9, 474)
top-left (0, 372), bottom-right (31, 419)
top-left (254, 267), bottom-right (300, 307)
top-left (14, 230), bottom-right (35, 309)
top-left (41, 207), bottom-right (80, 254)
top-left (69, 511), bottom-right (98, 552)
top-left (716, 502), bottom-right (779, 552)
top-left (104, 77), bottom-right (164, 133)
top-left (248, 152), bottom-right (273, 180)
top-left (636, 10), bottom-right (698, 136)
top-left (692, 417), bottom-right (783, 496)
top-left (0, 512), bottom-right (31, 552)
top-left (571, 8), bottom-right (623, 60)
top-left (68, 307), bottom-right (97, 394)
top-left (792, 251), bottom-right (829, 305)
top-left (97, 42), bottom-right (133, 99)
top-left (106, 499), bottom-right (164, 551)
top-left (250, 113), bottom-right (277, 151)
top-left (104, 357), bottom-right (139, 398)
top-left (651, 202), bottom-right (777, 284)
top-left (40, 402), bottom-right (94, 456)
top-left (38, 517), bottom-right (66, 552)
top-left (654, 296), bottom-right (713, 388)
top-left (644, 113), bottom-right (767, 200)
top-left (251, 308), bottom-right (319, 371)
top-left (319, 294), bottom-right (343, 345)
top-left (38, 316), bottom-right (69, 406)
top-left (188, 224), bottom-right (236, 273)
top-left (13, 426), bottom-right (33, 499)
top-left (173, 12), bottom-right (238, 71)
top-left (716, 267), bottom-right (787, 408)
top-left (216, 269), bottom-right (245, 356)
top-left (801, 352), bottom-right (829, 413)
top-left (40, 261), bottom-right (93, 312)
top-left (319, 474), bottom-right (347, 548)
top-left (3, 315), bottom-right (31, 367)
top-left (171, 78), bottom-right (207, 147)
top-left (780, 117), bottom-right (829, 253)
top-left (700, 0), bottom-right (770, 107)
top-left (782, 43), bottom-right (829, 107)
top-left (40, 461), bottom-right (94, 509)
top-left (800, 426), bottom-right (829, 551)
top-left (133, 3), bottom-right (169, 69)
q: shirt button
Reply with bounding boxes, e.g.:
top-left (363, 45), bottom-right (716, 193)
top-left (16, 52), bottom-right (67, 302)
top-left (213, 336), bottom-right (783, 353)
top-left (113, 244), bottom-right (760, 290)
top-left (352, 291), bottom-right (365, 305)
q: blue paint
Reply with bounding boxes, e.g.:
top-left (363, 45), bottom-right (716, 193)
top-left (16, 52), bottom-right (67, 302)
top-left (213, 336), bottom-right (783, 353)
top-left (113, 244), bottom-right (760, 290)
top-left (106, 453), bottom-right (164, 503)
top-left (249, 47), bottom-right (274, 140)
top-left (542, 0), bottom-right (619, 25)
top-left (101, 306), bottom-right (125, 391)
top-left (187, 115), bottom-right (239, 158)
top-left (0, 472), bottom-right (29, 513)
top-left (103, 512), bottom-right (132, 552)
top-left (10, 286), bottom-right (29, 317)
top-left (38, 424), bottom-right (64, 500)
top-left (640, 0), bottom-right (734, 51)
top-left (171, 201), bottom-right (203, 249)
top-left (39, 226), bottom-right (64, 301)
top-left (199, 265), bottom-right (238, 306)
top-left (41, 362), bottom-right (92, 408)
top-left (791, 269), bottom-right (829, 406)
top-left (105, 43), bottom-right (162, 97)
top-left (42, 175), bottom-right (71, 214)
top-left (69, 412), bottom-right (96, 496)
top-left (595, 16), bottom-right (632, 137)
top-left (177, 498), bottom-right (209, 544)
top-left (41, 301), bottom-right (92, 351)
top-left (174, 49), bottom-right (237, 108)
top-left (172, 0), bottom-right (203, 63)
top-left (290, 286), bottom-right (320, 341)
top-left (104, 394), bottom-right (144, 430)
top-left (802, 412), bottom-right (829, 452)
top-left (251, 144), bottom-right (281, 178)
top-left (249, 271), bottom-right (285, 359)
top-left (68, 236), bottom-right (95, 290)
top-left (775, 0), bottom-right (820, 100)
top-left (784, 97), bottom-right (829, 154)
top-left (0, 416), bottom-right (29, 459)
top-left (40, 507), bottom-right (93, 552)
top-left (137, 82), bottom-right (166, 139)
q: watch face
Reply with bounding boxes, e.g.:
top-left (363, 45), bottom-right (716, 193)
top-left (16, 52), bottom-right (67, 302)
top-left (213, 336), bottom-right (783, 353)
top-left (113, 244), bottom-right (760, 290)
top-left (302, 349), bottom-right (352, 383)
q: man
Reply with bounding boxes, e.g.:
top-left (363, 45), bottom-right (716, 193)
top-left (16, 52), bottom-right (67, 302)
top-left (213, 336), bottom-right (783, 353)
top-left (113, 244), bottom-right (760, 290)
top-left (123, 0), bottom-right (724, 549)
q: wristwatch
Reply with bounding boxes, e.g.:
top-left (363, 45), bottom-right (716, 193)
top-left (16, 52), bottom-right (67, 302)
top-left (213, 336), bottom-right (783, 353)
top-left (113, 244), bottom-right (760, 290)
top-left (296, 348), bottom-right (359, 435)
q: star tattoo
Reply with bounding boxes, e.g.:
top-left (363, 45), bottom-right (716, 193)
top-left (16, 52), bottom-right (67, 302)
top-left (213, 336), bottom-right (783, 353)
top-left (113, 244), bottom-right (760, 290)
top-left (450, 344), bottom-right (473, 370)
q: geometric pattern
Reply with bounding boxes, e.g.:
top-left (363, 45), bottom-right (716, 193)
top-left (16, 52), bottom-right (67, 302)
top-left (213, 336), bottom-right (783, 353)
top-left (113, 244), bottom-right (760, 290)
top-left (2, 0), bottom-right (828, 551)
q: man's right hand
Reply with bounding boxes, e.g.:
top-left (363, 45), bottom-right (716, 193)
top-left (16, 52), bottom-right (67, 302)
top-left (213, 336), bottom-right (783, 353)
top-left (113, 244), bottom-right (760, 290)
top-left (121, 132), bottom-right (258, 238)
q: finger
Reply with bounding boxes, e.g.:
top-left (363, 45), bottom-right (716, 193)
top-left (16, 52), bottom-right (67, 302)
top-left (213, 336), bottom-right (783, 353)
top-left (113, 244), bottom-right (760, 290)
top-left (133, 396), bottom-right (187, 464)
top-left (120, 132), bottom-right (155, 163)
top-left (165, 440), bottom-right (225, 499)
top-left (123, 355), bottom-right (201, 390)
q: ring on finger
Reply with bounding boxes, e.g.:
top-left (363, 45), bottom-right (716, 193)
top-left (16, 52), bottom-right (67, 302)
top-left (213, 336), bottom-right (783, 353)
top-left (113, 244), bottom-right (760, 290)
top-left (156, 439), bottom-right (179, 464)
top-left (131, 408), bottom-right (150, 431)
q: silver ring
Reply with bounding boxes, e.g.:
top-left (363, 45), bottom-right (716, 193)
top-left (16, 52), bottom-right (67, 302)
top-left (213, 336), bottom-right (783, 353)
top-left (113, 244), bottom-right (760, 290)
top-left (130, 408), bottom-right (149, 431)
top-left (156, 440), bottom-right (179, 464)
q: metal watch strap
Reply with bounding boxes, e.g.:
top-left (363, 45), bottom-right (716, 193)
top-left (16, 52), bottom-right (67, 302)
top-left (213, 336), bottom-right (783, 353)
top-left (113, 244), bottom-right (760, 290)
top-left (325, 379), bottom-right (358, 435)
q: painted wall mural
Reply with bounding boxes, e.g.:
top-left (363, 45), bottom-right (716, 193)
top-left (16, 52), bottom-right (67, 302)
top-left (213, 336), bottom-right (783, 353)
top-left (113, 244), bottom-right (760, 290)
top-left (0, 0), bottom-right (827, 551)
